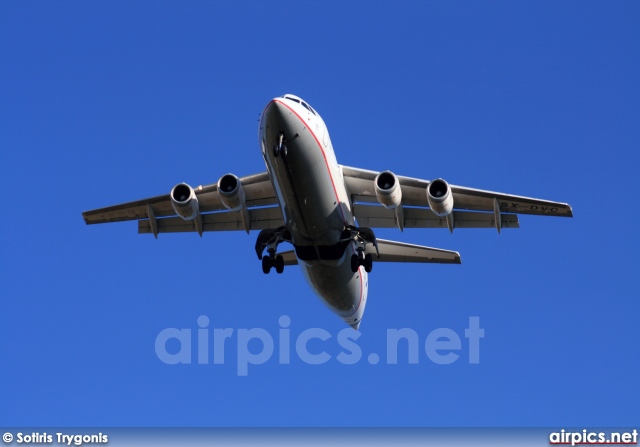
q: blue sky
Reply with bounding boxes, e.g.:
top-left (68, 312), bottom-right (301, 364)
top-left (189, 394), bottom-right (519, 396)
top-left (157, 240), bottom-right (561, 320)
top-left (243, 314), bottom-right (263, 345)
top-left (1, 1), bottom-right (638, 428)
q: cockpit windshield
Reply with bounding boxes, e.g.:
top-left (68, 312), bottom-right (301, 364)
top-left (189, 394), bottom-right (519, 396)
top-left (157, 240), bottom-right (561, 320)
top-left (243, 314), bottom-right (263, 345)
top-left (283, 95), bottom-right (317, 116)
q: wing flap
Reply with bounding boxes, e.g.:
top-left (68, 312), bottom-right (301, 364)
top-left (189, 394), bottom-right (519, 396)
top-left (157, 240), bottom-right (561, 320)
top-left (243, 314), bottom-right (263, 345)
top-left (82, 195), bottom-right (174, 224)
top-left (138, 207), bottom-right (284, 234)
top-left (365, 239), bottom-right (461, 264)
top-left (353, 204), bottom-right (519, 229)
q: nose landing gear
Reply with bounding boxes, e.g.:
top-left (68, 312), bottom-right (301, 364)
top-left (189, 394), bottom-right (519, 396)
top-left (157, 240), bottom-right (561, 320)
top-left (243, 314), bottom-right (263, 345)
top-left (273, 132), bottom-right (287, 158)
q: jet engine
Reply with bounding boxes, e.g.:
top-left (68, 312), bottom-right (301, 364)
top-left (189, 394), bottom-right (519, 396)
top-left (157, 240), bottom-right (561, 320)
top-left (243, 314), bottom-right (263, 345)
top-left (374, 171), bottom-right (402, 209)
top-left (217, 174), bottom-right (246, 211)
top-left (427, 178), bottom-right (454, 217)
top-left (170, 183), bottom-right (200, 220)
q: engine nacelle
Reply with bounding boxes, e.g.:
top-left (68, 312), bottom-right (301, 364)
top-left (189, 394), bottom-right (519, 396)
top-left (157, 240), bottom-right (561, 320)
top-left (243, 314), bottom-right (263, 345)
top-left (374, 171), bottom-right (402, 209)
top-left (427, 178), bottom-right (454, 217)
top-left (170, 183), bottom-right (200, 221)
top-left (217, 173), bottom-right (246, 211)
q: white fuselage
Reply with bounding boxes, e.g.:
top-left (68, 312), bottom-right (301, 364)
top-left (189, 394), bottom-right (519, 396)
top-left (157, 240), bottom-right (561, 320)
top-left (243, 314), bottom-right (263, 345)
top-left (259, 95), bottom-right (368, 329)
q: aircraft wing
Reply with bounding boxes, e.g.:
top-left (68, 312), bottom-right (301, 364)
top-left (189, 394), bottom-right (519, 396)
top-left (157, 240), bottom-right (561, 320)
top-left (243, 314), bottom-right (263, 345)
top-left (82, 171), bottom-right (283, 235)
top-left (341, 165), bottom-right (572, 231)
top-left (365, 239), bottom-right (461, 264)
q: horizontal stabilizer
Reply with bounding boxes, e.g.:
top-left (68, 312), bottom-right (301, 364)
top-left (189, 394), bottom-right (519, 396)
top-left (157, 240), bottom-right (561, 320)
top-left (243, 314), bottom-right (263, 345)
top-left (277, 250), bottom-right (298, 266)
top-left (365, 239), bottom-right (461, 264)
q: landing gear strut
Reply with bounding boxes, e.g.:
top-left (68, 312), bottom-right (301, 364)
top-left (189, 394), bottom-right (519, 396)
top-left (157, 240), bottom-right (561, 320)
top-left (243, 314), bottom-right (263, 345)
top-left (273, 132), bottom-right (287, 158)
top-left (256, 226), bottom-right (291, 274)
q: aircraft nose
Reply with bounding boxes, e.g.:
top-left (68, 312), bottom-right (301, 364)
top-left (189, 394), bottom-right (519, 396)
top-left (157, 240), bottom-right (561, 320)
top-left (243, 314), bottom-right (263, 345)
top-left (350, 321), bottom-right (361, 330)
top-left (264, 99), bottom-right (298, 146)
top-left (267, 99), bottom-right (289, 122)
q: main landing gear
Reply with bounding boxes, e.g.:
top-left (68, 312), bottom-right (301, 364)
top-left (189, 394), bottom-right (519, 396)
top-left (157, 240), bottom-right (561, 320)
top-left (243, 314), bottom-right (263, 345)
top-left (351, 250), bottom-right (373, 273)
top-left (262, 251), bottom-right (284, 274)
top-left (273, 132), bottom-right (287, 158)
top-left (255, 226), bottom-right (291, 275)
top-left (341, 225), bottom-right (379, 274)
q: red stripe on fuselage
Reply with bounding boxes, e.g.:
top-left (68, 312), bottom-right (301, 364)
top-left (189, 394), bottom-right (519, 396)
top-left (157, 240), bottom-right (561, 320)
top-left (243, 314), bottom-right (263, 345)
top-left (268, 99), bottom-right (364, 317)
top-left (272, 99), bottom-right (347, 225)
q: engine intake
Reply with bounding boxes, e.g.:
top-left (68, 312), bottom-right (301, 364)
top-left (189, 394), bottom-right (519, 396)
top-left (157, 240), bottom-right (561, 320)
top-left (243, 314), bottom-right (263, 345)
top-left (374, 171), bottom-right (402, 209)
top-left (218, 174), bottom-right (246, 211)
top-left (427, 178), bottom-right (454, 217)
top-left (170, 183), bottom-right (200, 220)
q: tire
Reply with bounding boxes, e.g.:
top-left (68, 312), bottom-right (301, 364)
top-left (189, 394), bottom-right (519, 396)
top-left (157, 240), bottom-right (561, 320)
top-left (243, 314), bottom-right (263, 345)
top-left (350, 254), bottom-right (359, 273)
top-left (364, 254), bottom-right (373, 273)
top-left (273, 145), bottom-right (279, 158)
top-left (262, 256), bottom-right (271, 274)
top-left (275, 255), bottom-right (284, 274)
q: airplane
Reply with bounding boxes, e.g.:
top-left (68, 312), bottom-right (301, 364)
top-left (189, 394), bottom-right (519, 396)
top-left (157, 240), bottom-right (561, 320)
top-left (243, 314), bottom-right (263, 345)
top-left (82, 94), bottom-right (573, 330)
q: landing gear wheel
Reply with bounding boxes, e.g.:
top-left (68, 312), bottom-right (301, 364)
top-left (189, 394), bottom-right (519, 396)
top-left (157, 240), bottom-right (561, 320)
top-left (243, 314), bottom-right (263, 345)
top-left (273, 144), bottom-right (280, 158)
top-left (275, 255), bottom-right (284, 274)
top-left (364, 254), bottom-right (373, 273)
top-left (262, 256), bottom-right (272, 274)
top-left (350, 254), bottom-right (359, 273)
top-left (255, 226), bottom-right (292, 273)
top-left (282, 144), bottom-right (287, 157)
